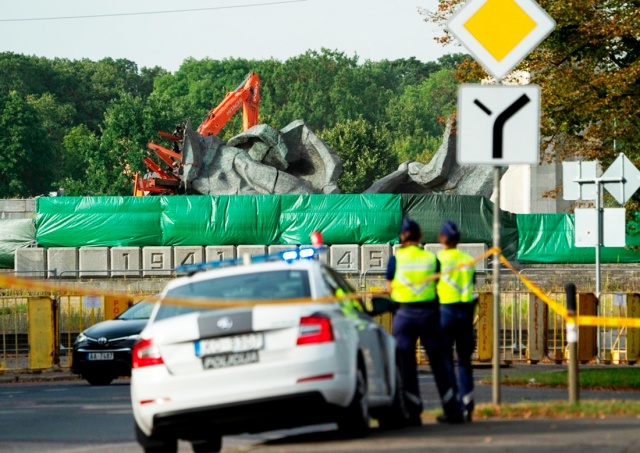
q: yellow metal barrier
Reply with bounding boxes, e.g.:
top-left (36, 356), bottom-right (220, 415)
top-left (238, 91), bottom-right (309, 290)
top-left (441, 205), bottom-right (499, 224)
top-left (476, 292), bottom-right (493, 362)
top-left (527, 293), bottom-right (547, 363)
top-left (104, 295), bottom-right (133, 320)
top-left (28, 297), bottom-right (55, 370)
top-left (577, 293), bottom-right (597, 363)
top-left (628, 294), bottom-right (640, 364)
top-left (0, 296), bottom-right (29, 371)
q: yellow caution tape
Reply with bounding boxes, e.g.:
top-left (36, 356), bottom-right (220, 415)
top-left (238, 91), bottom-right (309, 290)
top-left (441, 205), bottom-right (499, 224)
top-left (569, 315), bottom-right (640, 328)
top-left (0, 273), bottom-right (119, 297)
top-left (501, 255), bottom-right (640, 328)
top-left (421, 246), bottom-right (501, 284)
top-left (500, 255), bottom-right (568, 319)
top-left (158, 292), bottom-right (356, 309)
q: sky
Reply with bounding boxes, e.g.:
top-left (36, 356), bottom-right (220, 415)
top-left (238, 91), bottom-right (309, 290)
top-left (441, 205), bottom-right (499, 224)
top-left (0, 0), bottom-right (455, 73)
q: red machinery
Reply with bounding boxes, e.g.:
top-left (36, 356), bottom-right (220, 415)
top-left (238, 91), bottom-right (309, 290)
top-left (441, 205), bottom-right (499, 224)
top-left (134, 72), bottom-right (260, 196)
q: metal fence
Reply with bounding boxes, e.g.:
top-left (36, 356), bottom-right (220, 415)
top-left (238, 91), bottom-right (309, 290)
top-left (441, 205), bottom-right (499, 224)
top-left (0, 288), bottom-right (638, 373)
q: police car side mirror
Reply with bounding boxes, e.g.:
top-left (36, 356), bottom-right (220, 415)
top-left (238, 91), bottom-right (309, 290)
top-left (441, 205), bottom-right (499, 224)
top-left (366, 295), bottom-right (395, 316)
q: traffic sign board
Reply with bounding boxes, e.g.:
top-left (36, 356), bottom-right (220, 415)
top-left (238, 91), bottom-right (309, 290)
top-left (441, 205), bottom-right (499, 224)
top-left (575, 208), bottom-right (625, 248)
top-left (447, 0), bottom-right (556, 81)
top-left (457, 84), bottom-right (540, 165)
top-left (601, 153), bottom-right (640, 204)
top-left (562, 161), bottom-right (598, 201)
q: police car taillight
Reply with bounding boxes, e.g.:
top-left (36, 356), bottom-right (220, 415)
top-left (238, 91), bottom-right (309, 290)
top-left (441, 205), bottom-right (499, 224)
top-left (297, 315), bottom-right (334, 345)
top-left (132, 338), bottom-right (164, 368)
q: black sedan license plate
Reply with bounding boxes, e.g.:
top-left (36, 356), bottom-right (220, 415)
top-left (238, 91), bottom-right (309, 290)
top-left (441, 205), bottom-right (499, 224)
top-left (87, 352), bottom-right (114, 360)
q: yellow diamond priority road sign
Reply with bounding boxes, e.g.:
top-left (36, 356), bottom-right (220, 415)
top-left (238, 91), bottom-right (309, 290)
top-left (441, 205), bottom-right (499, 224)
top-left (447, 0), bottom-right (555, 81)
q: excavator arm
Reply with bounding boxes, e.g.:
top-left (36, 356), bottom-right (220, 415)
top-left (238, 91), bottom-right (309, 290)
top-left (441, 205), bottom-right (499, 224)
top-left (197, 71), bottom-right (260, 137)
top-left (134, 72), bottom-right (260, 196)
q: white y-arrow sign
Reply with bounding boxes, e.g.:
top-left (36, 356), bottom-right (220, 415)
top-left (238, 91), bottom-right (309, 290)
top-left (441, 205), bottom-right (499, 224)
top-left (457, 84), bottom-right (541, 165)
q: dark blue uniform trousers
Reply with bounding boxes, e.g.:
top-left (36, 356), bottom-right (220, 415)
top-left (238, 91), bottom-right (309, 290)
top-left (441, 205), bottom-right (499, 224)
top-left (392, 303), bottom-right (461, 418)
top-left (440, 301), bottom-right (477, 414)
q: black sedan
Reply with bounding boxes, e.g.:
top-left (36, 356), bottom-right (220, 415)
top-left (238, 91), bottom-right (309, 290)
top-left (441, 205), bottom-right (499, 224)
top-left (71, 300), bottom-right (155, 385)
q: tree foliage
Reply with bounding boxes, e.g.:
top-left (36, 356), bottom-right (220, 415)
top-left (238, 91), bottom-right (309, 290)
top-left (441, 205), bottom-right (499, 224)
top-left (0, 91), bottom-right (53, 197)
top-left (386, 68), bottom-right (459, 162)
top-left (320, 117), bottom-right (398, 193)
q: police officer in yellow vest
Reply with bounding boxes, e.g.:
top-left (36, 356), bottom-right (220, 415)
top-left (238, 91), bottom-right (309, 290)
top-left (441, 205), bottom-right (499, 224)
top-left (437, 220), bottom-right (477, 423)
top-left (385, 218), bottom-right (463, 425)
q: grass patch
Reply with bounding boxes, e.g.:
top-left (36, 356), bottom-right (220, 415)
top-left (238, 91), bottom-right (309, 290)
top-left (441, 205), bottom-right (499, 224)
top-left (482, 368), bottom-right (640, 390)
top-left (424, 400), bottom-right (640, 420)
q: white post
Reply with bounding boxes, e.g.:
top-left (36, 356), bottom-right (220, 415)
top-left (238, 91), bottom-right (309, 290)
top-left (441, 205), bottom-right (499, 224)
top-left (595, 182), bottom-right (602, 362)
top-left (492, 166), bottom-right (501, 405)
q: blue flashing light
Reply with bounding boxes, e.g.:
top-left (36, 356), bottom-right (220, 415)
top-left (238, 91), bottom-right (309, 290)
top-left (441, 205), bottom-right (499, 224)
top-left (281, 251), bottom-right (298, 261)
top-left (175, 245), bottom-right (328, 274)
top-left (299, 248), bottom-right (315, 258)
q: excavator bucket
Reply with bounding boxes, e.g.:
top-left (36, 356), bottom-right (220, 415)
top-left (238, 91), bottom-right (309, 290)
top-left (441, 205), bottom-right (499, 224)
top-left (133, 71), bottom-right (260, 196)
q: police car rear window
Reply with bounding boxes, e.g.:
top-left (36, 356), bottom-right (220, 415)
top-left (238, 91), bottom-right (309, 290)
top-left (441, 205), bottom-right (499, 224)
top-left (155, 270), bottom-right (311, 321)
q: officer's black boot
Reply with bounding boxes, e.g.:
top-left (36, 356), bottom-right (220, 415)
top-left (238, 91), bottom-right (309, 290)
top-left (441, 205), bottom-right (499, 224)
top-left (436, 399), bottom-right (464, 425)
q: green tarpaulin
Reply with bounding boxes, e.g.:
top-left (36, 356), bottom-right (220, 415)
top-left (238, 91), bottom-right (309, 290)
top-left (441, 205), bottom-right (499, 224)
top-left (401, 194), bottom-right (519, 260)
top-left (36, 197), bottom-right (163, 247)
top-left (277, 194), bottom-right (402, 245)
top-left (33, 194), bottom-right (509, 251)
top-left (10, 194), bottom-right (640, 268)
top-left (516, 213), bottom-right (640, 263)
top-left (160, 195), bottom-right (281, 246)
top-left (0, 219), bottom-right (36, 268)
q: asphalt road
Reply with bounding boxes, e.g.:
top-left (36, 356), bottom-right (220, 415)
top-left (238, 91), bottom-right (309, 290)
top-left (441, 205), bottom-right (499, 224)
top-left (0, 364), bottom-right (638, 452)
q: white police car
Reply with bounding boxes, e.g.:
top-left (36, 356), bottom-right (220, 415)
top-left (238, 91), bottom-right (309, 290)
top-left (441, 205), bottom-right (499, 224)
top-left (131, 246), bottom-right (413, 453)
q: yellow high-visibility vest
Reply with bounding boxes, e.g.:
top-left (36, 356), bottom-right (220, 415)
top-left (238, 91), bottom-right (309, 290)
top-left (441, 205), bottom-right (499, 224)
top-left (436, 248), bottom-right (475, 304)
top-left (390, 245), bottom-right (437, 303)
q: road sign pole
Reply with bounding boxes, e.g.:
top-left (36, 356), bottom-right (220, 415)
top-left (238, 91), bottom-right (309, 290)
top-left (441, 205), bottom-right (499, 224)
top-left (595, 182), bottom-right (603, 362)
top-left (564, 283), bottom-right (579, 404)
top-left (492, 165), bottom-right (501, 405)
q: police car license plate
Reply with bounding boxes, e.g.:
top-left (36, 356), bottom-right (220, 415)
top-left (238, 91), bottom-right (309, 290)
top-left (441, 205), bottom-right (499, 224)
top-left (87, 352), bottom-right (114, 360)
top-left (202, 351), bottom-right (260, 369)
top-left (196, 333), bottom-right (263, 369)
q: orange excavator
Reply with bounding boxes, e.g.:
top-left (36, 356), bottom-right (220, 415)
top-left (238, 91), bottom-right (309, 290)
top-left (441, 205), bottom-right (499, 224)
top-left (133, 71), bottom-right (260, 196)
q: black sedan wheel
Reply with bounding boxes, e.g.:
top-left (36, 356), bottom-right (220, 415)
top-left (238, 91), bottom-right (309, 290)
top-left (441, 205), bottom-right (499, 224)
top-left (84, 374), bottom-right (114, 386)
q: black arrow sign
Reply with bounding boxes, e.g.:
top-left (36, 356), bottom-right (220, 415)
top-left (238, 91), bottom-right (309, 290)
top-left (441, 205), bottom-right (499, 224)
top-left (474, 94), bottom-right (531, 159)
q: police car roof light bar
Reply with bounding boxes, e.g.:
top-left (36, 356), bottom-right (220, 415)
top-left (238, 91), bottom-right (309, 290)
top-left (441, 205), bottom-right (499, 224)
top-left (175, 245), bottom-right (328, 274)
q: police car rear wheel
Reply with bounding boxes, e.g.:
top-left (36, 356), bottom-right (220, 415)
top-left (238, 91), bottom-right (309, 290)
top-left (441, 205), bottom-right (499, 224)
top-left (375, 362), bottom-right (411, 429)
top-left (337, 365), bottom-right (370, 438)
top-left (191, 436), bottom-right (222, 453)
top-left (135, 423), bottom-right (177, 453)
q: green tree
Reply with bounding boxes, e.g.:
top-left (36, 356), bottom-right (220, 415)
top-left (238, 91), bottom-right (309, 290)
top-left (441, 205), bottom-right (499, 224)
top-left (57, 125), bottom-right (100, 195)
top-left (58, 94), bottom-right (153, 196)
top-left (0, 53), bottom-right (56, 97)
top-left (320, 117), bottom-right (397, 193)
top-left (0, 91), bottom-right (54, 197)
top-left (386, 68), bottom-right (459, 162)
top-left (49, 56), bottom-right (160, 132)
top-left (26, 92), bottom-right (76, 183)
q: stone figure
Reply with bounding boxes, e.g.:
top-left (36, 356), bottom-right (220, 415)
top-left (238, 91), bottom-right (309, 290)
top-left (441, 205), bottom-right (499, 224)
top-left (180, 119), bottom-right (342, 195)
top-left (364, 118), bottom-right (494, 197)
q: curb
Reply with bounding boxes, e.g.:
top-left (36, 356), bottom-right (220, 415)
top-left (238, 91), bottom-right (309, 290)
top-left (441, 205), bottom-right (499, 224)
top-left (0, 368), bottom-right (82, 384)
